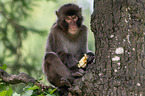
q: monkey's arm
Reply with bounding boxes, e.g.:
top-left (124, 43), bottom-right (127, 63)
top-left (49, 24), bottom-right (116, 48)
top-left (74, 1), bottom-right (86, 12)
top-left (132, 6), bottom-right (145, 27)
top-left (74, 26), bottom-right (88, 60)
top-left (57, 52), bottom-right (78, 69)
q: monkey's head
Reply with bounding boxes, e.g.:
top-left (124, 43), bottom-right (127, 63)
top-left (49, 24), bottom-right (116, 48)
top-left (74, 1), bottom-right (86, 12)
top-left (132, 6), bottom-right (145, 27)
top-left (56, 3), bottom-right (83, 35)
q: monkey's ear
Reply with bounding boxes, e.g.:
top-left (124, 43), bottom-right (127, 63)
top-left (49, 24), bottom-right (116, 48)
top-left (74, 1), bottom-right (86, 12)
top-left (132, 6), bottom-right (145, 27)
top-left (55, 11), bottom-right (59, 17)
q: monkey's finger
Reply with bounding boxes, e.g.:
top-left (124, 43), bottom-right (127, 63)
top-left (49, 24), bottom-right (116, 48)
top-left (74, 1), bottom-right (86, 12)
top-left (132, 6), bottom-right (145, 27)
top-left (71, 72), bottom-right (83, 77)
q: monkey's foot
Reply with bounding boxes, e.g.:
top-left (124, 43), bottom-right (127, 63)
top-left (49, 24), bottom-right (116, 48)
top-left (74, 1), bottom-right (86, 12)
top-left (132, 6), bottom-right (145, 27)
top-left (60, 77), bottom-right (71, 87)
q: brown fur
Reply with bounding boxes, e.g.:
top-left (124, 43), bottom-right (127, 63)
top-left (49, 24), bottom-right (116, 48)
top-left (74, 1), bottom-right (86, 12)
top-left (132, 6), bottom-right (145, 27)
top-left (42, 4), bottom-right (94, 93)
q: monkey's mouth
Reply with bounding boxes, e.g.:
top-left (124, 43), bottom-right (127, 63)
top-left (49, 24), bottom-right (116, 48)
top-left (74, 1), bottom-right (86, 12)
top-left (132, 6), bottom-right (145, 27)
top-left (70, 29), bottom-right (77, 31)
top-left (69, 27), bottom-right (78, 31)
top-left (68, 29), bottom-right (78, 35)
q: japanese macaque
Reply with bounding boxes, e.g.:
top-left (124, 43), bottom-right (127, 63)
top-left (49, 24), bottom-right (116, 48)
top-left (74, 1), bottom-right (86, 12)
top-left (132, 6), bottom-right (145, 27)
top-left (42, 3), bottom-right (94, 94)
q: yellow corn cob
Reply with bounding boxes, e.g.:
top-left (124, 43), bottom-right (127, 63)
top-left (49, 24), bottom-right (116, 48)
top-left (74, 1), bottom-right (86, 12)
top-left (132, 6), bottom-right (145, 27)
top-left (78, 54), bottom-right (88, 68)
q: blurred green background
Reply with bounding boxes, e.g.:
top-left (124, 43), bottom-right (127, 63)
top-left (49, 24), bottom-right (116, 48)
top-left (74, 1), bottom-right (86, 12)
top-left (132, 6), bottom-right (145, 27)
top-left (0, 0), bottom-right (94, 93)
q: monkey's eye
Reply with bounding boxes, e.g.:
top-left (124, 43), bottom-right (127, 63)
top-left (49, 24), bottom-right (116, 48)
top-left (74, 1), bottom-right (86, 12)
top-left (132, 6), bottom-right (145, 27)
top-left (72, 16), bottom-right (77, 19)
top-left (66, 17), bottom-right (71, 20)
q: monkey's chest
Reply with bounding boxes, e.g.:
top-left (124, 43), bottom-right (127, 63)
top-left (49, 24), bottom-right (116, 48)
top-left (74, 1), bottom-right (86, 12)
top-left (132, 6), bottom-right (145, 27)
top-left (63, 40), bottom-right (79, 55)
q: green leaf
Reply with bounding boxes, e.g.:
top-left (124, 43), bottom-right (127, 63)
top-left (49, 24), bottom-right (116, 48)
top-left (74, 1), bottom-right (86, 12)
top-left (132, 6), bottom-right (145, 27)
top-left (46, 94), bottom-right (56, 96)
top-left (6, 86), bottom-right (13, 96)
top-left (49, 88), bottom-right (57, 95)
top-left (0, 84), bottom-right (8, 92)
top-left (22, 90), bottom-right (33, 96)
top-left (0, 90), bottom-right (7, 96)
top-left (23, 83), bottom-right (33, 91)
top-left (28, 85), bottom-right (39, 90)
top-left (48, 89), bottom-right (52, 93)
top-left (46, 95), bottom-right (52, 96)
top-left (0, 64), bottom-right (7, 71)
top-left (13, 92), bottom-right (20, 96)
top-left (38, 77), bottom-right (43, 81)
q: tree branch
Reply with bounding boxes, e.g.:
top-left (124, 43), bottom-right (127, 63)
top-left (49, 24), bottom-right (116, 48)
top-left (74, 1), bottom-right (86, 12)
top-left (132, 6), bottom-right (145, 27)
top-left (0, 69), bottom-right (36, 84)
top-left (0, 69), bottom-right (55, 90)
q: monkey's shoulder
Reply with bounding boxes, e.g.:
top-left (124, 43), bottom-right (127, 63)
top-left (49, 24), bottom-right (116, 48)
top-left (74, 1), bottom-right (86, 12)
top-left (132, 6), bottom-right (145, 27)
top-left (80, 25), bottom-right (87, 32)
top-left (81, 25), bottom-right (87, 30)
top-left (50, 23), bottom-right (59, 31)
top-left (50, 24), bottom-right (63, 34)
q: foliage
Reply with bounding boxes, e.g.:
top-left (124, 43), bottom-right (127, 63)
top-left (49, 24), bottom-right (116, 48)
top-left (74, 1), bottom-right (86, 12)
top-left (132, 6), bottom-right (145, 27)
top-left (0, 83), bottom-right (59, 96)
top-left (21, 83), bottom-right (58, 96)
top-left (0, 65), bottom-right (59, 96)
top-left (0, 84), bottom-right (13, 96)
top-left (0, 0), bottom-right (47, 74)
top-left (0, 64), bottom-right (7, 71)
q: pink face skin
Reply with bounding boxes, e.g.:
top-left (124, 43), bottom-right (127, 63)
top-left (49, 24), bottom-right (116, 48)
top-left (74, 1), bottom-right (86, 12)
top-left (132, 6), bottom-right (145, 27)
top-left (65, 15), bottom-right (78, 35)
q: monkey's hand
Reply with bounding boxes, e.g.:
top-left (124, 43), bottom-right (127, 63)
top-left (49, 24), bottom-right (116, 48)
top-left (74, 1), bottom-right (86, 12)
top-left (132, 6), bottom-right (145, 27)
top-left (77, 54), bottom-right (88, 68)
top-left (87, 52), bottom-right (95, 64)
top-left (71, 69), bottom-right (84, 77)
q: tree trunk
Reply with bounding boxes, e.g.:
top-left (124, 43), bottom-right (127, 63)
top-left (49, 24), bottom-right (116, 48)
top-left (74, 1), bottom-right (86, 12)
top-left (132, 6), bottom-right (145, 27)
top-left (72, 0), bottom-right (145, 95)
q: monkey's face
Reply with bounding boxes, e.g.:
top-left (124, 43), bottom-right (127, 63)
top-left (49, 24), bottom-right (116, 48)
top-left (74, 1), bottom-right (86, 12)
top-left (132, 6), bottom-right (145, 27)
top-left (65, 15), bottom-right (79, 35)
top-left (56, 3), bottom-right (83, 35)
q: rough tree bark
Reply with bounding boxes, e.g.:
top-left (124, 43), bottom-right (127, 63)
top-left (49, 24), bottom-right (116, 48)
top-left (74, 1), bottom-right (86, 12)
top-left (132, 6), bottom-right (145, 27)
top-left (71, 0), bottom-right (145, 95)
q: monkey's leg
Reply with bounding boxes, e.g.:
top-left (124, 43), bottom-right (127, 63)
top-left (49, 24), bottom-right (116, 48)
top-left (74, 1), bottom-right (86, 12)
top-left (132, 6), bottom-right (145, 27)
top-left (43, 52), bottom-right (74, 87)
